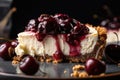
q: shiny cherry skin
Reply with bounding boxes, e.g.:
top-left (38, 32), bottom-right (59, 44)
top-left (85, 58), bottom-right (106, 75)
top-left (105, 44), bottom-right (120, 63)
top-left (0, 42), bottom-right (15, 60)
top-left (38, 14), bottom-right (58, 34)
top-left (54, 14), bottom-right (73, 33)
top-left (11, 40), bottom-right (18, 48)
top-left (19, 56), bottom-right (39, 75)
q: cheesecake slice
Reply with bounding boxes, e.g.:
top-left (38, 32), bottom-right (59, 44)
top-left (14, 14), bottom-right (107, 62)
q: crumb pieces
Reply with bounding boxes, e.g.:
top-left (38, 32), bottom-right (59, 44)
top-left (71, 64), bottom-right (87, 78)
top-left (46, 58), bottom-right (52, 62)
top-left (79, 71), bottom-right (88, 77)
top-left (12, 60), bottom-right (19, 64)
top-left (53, 60), bottom-right (62, 64)
top-left (64, 70), bottom-right (67, 73)
top-left (72, 64), bottom-right (85, 71)
top-left (71, 71), bottom-right (88, 78)
top-left (12, 56), bottom-right (22, 65)
top-left (13, 56), bottom-right (21, 61)
top-left (71, 71), bottom-right (80, 77)
top-left (70, 64), bottom-right (105, 78)
top-left (100, 73), bottom-right (105, 76)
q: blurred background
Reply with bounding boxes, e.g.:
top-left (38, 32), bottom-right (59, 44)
top-left (0, 0), bottom-right (120, 39)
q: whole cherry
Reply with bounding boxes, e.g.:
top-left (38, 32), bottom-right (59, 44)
top-left (85, 46), bottom-right (106, 75)
top-left (19, 56), bottom-right (39, 75)
top-left (104, 32), bottom-right (120, 63)
top-left (85, 58), bottom-right (106, 75)
top-left (0, 42), bottom-right (15, 60)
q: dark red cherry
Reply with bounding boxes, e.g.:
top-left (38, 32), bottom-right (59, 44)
top-left (104, 32), bottom-right (120, 63)
top-left (66, 34), bottom-right (78, 45)
top-left (25, 19), bottom-right (38, 32)
top-left (19, 56), bottom-right (39, 75)
top-left (0, 42), bottom-right (15, 60)
top-left (54, 14), bottom-right (73, 33)
top-left (105, 44), bottom-right (120, 63)
top-left (38, 14), bottom-right (58, 34)
top-left (85, 58), bottom-right (106, 75)
top-left (72, 23), bottom-right (89, 36)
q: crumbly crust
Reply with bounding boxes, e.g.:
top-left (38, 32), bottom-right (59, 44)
top-left (12, 25), bottom-right (107, 64)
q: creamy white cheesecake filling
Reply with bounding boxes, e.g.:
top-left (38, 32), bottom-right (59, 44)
top-left (106, 29), bottom-right (120, 45)
top-left (80, 26), bottom-right (98, 55)
top-left (15, 26), bottom-right (98, 57)
top-left (15, 32), bottom-right (44, 57)
top-left (43, 35), bottom-right (57, 56)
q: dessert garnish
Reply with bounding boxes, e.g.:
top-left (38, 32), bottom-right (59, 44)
top-left (19, 55), bottom-right (39, 75)
top-left (85, 58), bottom-right (106, 75)
top-left (0, 40), bottom-right (17, 60)
top-left (85, 46), bottom-right (106, 75)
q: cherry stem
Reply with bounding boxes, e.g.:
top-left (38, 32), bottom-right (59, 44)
top-left (95, 45), bottom-right (103, 59)
top-left (113, 32), bottom-right (119, 45)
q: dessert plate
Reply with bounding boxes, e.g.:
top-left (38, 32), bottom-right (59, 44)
top-left (0, 58), bottom-right (120, 80)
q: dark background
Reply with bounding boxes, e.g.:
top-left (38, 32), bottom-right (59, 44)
top-left (10, 0), bottom-right (120, 39)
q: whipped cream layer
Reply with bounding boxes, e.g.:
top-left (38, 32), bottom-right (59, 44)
top-left (15, 26), bottom-right (98, 57)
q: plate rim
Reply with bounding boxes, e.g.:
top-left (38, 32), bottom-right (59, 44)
top-left (0, 70), bottom-right (120, 79)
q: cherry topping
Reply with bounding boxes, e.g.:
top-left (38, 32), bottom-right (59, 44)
top-left (72, 23), bottom-right (89, 36)
top-left (0, 42), bottom-right (15, 60)
top-left (85, 58), bottom-right (106, 75)
top-left (25, 13), bottom-right (89, 37)
top-left (54, 14), bottom-right (73, 33)
top-left (54, 14), bottom-right (69, 20)
top-left (19, 56), bottom-right (39, 75)
top-left (25, 19), bottom-right (38, 32)
top-left (35, 33), bottom-right (46, 41)
top-left (38, 14), bottom-right (58, 34)
top-left (53, 51), bottom-right (64, 61)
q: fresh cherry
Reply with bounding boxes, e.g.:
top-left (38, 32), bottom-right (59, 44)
top-left (54, 14), bottom-right (73, 33)
top-left (104, 32), bottom-right (120, 63)
top-left (85, 58), bottom-right (106, 75)
top-left (72, 23), bottom-right (89, 36)
top-left (38, 14), bottom-right (58, 34)
top-left (105, 45), bottom-right (120, 63)
top-left (19, 56), bottom-right (39, 75)
top-left (0, 42), bottom-right (15, 60)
